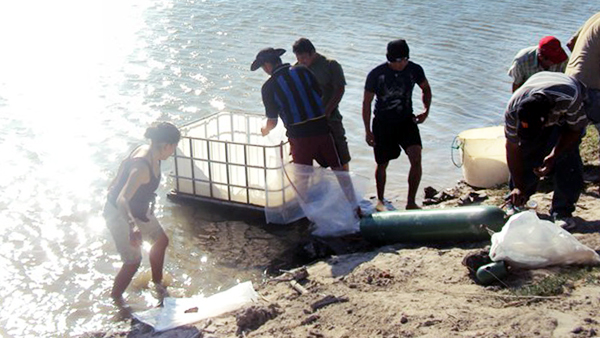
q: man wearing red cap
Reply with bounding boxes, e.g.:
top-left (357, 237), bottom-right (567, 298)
top-left (508, 36), bottom-right (569, 92)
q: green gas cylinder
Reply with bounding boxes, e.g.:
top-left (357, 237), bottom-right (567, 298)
top-left (476, 261), bottom-right (508, 285)
top-left (360, 205), bottom-right (506, 244)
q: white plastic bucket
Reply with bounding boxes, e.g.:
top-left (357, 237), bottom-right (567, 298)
top-left (456, 126), bottom-right (509, 188)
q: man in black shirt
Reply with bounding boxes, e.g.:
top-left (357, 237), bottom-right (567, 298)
top-left (362, 39), bottom-right (432, 211)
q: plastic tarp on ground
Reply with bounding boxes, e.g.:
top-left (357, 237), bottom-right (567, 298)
top-left (264, 162), bottom-right (368, 237)
top-left (133, 281), bottom-right (258, 332)
top-left (490, 211), bottom-right (600, 268)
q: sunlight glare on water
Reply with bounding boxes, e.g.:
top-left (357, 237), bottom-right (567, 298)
top-left (0, 0), bottom-right (162, 336)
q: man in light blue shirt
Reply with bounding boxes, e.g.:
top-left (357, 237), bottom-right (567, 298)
top-left (508, 36), bottom-right (568, 92)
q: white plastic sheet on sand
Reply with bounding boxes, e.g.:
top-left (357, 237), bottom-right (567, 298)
top-left (133, 281), bottom-right (258, 332)
top-left (490, 211), bottom-right (600, 268)
top-left (264, 162), bottom-right (368, 237)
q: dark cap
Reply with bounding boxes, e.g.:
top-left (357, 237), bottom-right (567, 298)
top-left (386, 39), bottom-right (410, 62)
top-left (250, 48), bottom-right (286, 71)
top-left (538, 36), bottom-right (568, 64)
top-left (516, 94), bottom-right (553, 140)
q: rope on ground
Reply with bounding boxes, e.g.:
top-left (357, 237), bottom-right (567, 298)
top-left (421, 289), bottom-right (563, 300)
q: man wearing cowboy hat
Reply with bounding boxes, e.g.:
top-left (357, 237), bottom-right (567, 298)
top-left (251, 47), bottom-right (360, 217)
top-left (251, 47), bottom-right (343, 169)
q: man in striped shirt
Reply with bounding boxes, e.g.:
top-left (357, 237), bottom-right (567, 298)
top-left (504, 71), bottom-right (588, 229)
top-left (251, 47), bottom-right (360, 216)
top-left (251, 47), bottom-right (341, 168)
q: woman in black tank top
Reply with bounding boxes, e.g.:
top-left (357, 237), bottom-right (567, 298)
top-left (105, 122), bottom-right (180, 306)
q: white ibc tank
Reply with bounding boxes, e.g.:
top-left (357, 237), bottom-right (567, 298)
top-left (457, 126), bottom-right (510, 188)
top-left (172, 112), bottom-right (293, 208)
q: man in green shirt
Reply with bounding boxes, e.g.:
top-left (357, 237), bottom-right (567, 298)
top-left (293, 38), bottom-right (351, 170)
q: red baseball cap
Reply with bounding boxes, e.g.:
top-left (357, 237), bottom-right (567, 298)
top-left (538, 36), bottom-right (568, 64)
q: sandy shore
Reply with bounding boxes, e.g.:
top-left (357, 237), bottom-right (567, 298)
top-left (190, 189), bottom-right (600, 338)
top-left (96, 128), bottom-right (600, 338)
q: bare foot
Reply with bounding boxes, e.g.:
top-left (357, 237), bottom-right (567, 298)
top-left (354, 206), bottom-right (363, 218)
top-left (154, 283), bottom-right (170, 306)
top-left (112, 295), bottom-right (132, 319)
top-left (405, 203), bottom-right (421, 210)
top-left (375, 200), bottom-right (386, 212)
top-left (111, 292), bottom-right (126, 307)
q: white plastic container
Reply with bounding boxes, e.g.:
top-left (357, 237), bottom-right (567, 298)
top-left (457, 126), bottom-right (510, 188)
top-left (171, 112), bottom-right (293, 209)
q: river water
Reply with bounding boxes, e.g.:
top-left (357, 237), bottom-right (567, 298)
top-left (0, 0), bottom-right (596, 336)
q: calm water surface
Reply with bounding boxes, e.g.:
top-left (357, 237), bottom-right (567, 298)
top-left (0, 0), bottom-right (597, 336)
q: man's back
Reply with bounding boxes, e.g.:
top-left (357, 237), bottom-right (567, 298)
top-left (566, 12), bottom-right (600, 89)
top-left (308, 54), bottom-right (346, 110)
top-left (505, 72), bottom-right (587, 143)
top-left (262, 64), bottom-right (328, 137)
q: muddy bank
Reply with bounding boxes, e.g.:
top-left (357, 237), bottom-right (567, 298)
top-left (179, 179), bottom-right (600, 338)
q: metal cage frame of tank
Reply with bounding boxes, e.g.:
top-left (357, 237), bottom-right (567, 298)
top-left (169, 111), bottom-right (292, 211)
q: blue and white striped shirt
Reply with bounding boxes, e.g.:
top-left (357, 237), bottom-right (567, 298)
top-left (262, 64), bottom-right (328, 137)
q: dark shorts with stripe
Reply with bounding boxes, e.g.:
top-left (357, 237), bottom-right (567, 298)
top-left (373, 117), bottom-right (422, 164)
top-left (289, 133), bottom-right (342, 168)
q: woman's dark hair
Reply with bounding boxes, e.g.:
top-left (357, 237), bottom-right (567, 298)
top-left (144, 121), bottom-right (181, 145)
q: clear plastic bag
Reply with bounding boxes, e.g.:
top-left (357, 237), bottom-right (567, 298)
top-left (490, 211), bottom-right (600, 268)
top-left (265, 162), bottom-right (367, 237)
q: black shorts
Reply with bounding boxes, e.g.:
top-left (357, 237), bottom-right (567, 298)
top-left (373, 117), bottom-right (422, 164)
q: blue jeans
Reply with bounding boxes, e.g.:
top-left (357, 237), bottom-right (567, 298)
top-left (511, 126), bottom-right (583, 217)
